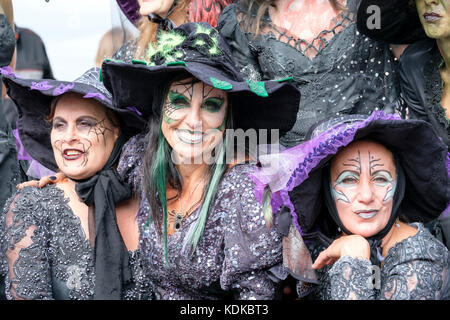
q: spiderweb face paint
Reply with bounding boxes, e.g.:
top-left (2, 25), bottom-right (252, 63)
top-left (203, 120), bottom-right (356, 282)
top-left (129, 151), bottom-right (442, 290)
top-left (50, 94), bottom-right (118, 180)
top-left (161, 77), bottom-right (227, 164)
top-left (329, 140), bottom-right (397, 237)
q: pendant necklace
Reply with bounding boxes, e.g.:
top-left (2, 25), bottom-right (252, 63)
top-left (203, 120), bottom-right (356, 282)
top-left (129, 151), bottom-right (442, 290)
top-left (168, 172), bottom-right (207, 232)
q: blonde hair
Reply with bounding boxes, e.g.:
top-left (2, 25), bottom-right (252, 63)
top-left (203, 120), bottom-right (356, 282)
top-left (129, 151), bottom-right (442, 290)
top-left (95, 27), bottom-right (131, 67)
top-left (134, 0), bottom-right (191, 59)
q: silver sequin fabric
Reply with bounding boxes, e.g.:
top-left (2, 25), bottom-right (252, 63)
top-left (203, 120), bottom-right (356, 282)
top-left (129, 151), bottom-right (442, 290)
top-left (0, 185), bottom-right (153, 300)
top-left (117, 134), bottom-right (283, 299)
top-left (302, 223), bottom-right (450, 300)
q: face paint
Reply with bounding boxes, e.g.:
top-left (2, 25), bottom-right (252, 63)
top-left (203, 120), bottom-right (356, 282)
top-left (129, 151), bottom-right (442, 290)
top-left (329, 140), bottom-right (397, 238)
top-left (416, 0), bottom-right (450, 40)
top-left (50, 94), bottom-right (119, 180)
top-left (161, 77), bottom-right (228, 164)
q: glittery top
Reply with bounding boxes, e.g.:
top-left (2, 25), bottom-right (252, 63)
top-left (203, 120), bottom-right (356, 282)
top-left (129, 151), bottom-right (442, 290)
top-left (0, 185), bottom-right (153, 300)
top-left (218, 0), bottom-right (400, 147)
top-left (301, 223), bottom-right (450, 300)
top-left (117, 133), bottom-right (283, 299)
top-left (112, 39), bottom-right (140, 63)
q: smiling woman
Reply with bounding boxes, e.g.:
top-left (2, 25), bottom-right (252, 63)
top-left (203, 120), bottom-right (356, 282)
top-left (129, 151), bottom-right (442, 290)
top-left (49, 93), bottom-right (119, 180)
top-left (0, 67), bottom-right (152, 300)
top-left (162, 78), bottom-right (228, 164)
top-left (100, 22), bottom-right (302, 299)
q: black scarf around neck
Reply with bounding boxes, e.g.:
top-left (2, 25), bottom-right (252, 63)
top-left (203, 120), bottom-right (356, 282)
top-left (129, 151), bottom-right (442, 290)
top-left (74, 134), bottom-right (132, 299)
top-left (322, 160), bottom-right (406, 267)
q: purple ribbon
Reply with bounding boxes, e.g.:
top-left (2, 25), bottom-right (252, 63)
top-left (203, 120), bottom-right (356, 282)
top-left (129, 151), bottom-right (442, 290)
top-left (126, 106), bottom-right (142, 116)
top-left (0, 66), bottom-right (16, 78)
top-left (30, 80), bottom-right (54, 91)
top-left (84, 92), bottom-right (106, 101)
top-left (12, 129), bottom-right (33, 161)
top-left (53, 82), bottom-right (75, 96)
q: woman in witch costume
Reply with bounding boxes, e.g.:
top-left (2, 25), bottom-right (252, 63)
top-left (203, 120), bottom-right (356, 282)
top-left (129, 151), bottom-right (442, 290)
top-left (357, 0), bottom-right (450, 251)
top-left (0, 67), bottom-right (153, 300)
top-left (101, 22), bottom-right (305, 299)
top-left (216, 0), bottom-right (401, 148)
top-left (251, 111), bottom-right (450, 299)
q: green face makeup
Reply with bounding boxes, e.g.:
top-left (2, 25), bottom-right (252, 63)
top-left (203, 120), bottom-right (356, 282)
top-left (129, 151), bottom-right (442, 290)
top-left (201, 97), bottom-right (225, 113)
top-left (416, 0), bottom-right (450, 39)
top-left (163, 89), bottom-right (226, 125)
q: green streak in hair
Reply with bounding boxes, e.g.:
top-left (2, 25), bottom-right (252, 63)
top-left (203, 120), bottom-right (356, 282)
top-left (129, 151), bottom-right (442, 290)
top-left (262, 185), bottom-right (273, 228)
top-left (152, 132), bottom-right (170, 266)
top-left (185, 136), bottom-right (228, 254)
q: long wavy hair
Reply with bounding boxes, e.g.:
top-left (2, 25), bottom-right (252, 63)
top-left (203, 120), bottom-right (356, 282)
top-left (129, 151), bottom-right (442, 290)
top-left (142, 74), bottom-right (234, 262)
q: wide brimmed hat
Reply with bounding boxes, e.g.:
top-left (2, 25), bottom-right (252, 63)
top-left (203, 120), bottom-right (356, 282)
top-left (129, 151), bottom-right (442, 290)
top-left (102, 22), bottom-right (300, 135)
top-left (1, 66), bottom-right (146, 172)
top-left (356, 0), bottom-right (426, 44)
top-left (250, 111), bottom-right (450, 234)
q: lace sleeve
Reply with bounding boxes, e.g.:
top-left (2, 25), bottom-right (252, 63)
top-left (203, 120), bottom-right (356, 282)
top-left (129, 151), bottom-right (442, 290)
top-left (219, 164), bottom-right (283, 299)
top-left (2, 188), bottom-right (53, 300)
top-left (326, 224), bottom-right (450, 300)
top-left (379, 225), bottom-right (449, 300)
top-left (117, 133), bottom-right (147, 198)
top-left (327, 256), bottom-right (376, 300)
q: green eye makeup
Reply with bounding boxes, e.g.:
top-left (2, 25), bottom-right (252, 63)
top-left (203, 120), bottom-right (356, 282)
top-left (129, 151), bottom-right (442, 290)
top-left (168, 91), bottom-right (189, 109)
top-left (202, 97), bottom-right (224, 113)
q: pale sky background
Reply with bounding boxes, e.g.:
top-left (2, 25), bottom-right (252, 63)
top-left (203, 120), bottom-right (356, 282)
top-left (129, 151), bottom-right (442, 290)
top-left (13, 0), bottom-right (138, 80)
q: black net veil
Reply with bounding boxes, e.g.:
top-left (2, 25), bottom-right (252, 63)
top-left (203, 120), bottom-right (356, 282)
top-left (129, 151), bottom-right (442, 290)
top-left (96, 0), bottom-right (140, 65)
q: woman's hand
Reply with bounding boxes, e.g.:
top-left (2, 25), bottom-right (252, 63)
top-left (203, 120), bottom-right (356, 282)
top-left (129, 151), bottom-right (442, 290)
top-left (312, 235), bottom-right (370, 270)
top-left (17, 172), bottom-right (67, 189)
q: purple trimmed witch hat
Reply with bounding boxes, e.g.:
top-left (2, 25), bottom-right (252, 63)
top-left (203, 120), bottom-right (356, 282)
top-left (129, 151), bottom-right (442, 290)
top-left (250, 110), bottom-right (450, 235)
top-left (1, 67), bottom-right (146, 172)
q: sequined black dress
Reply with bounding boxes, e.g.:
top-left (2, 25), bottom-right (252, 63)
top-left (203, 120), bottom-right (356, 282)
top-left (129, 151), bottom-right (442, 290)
top-left (0, 185), bottom-right (153, 300)
top-left (301, 223), bottom-right (450, 300)
top-left (117, 134), bottom-right (283, 299)
top-left (217, 0), bottom-right (400, 147)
